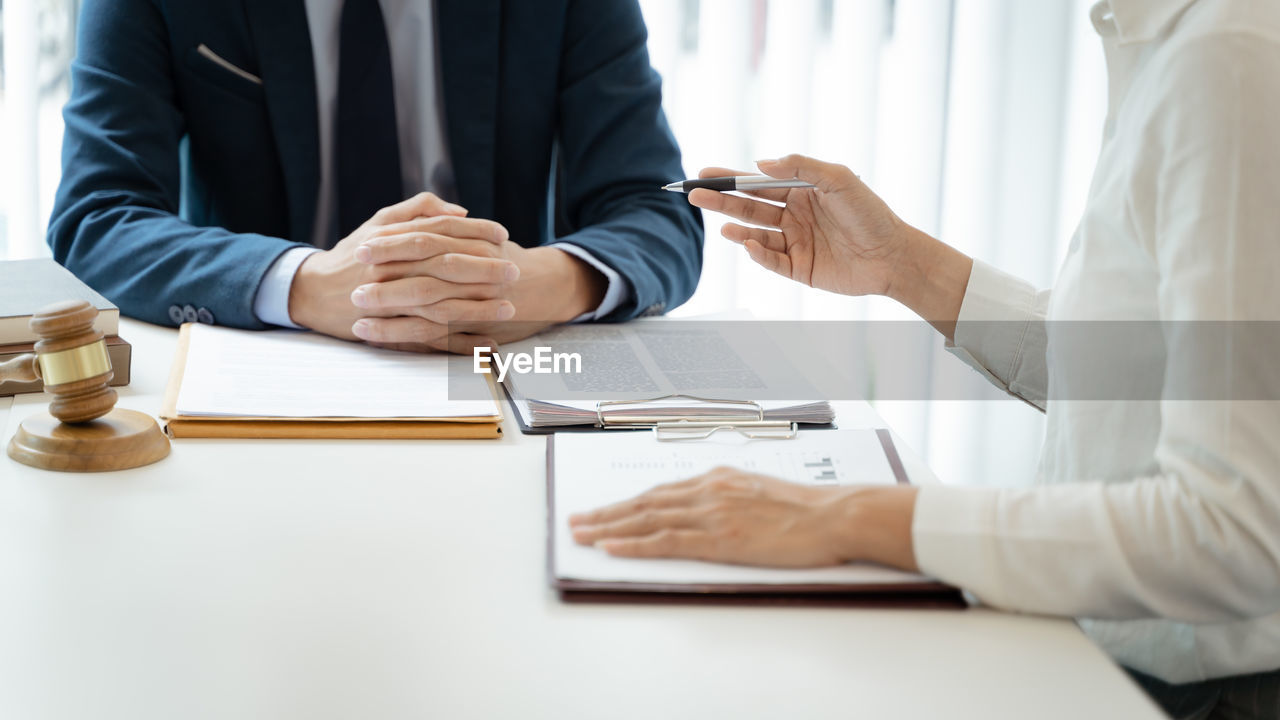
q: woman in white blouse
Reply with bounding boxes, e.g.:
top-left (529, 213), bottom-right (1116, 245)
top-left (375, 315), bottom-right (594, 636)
top-left (570, 0), bottom-right (1280, 716)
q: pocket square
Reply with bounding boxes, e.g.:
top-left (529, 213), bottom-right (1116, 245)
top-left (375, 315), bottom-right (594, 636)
top-left (196, 44), bottom-right (263, 85)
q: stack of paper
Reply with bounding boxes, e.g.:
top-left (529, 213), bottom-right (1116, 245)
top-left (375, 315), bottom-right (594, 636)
top-left (499, 322), bottom-right (835, 431)
top-left (516, 395), bottom-right (835, 428)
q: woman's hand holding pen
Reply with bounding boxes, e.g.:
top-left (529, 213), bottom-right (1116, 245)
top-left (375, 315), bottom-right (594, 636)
top-left (690, 155), bottom-right (974, 338)
top-left (689, 157), bottom-right (907, 297)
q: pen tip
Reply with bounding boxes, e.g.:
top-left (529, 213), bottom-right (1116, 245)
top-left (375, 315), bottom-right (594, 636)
top-left (661, 183), bottom-right (679, 192)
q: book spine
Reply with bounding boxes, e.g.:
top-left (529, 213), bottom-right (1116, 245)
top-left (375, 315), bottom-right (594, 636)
top-left (0, 311), bottom-right (119, 346)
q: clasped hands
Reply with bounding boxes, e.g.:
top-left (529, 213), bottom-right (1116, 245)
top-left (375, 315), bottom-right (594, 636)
top-left (288, 192), bottom-right (604, 353)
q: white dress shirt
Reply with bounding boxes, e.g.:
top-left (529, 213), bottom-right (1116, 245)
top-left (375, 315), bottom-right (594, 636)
top-left (914, 0), bottom-right (1280, 683)
top-left (254, 0), bottom-right (627, 327)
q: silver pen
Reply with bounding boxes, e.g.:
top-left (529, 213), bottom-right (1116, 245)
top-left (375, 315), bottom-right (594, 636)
top-left (661, 176), bottom-right (817, 193)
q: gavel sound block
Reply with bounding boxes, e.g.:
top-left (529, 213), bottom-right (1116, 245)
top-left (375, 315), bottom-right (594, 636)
top-left (0, 300), bottom-right (169, 472)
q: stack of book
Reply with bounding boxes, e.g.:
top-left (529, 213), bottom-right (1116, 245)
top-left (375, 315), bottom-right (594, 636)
top-left (0, 259), bottom-right (131, 396)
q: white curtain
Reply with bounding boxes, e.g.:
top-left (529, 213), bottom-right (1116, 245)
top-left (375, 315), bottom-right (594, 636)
top-left (643, 0), bottom-right (1107, 486)
top-left (0, 0), bottom-right (77, 261)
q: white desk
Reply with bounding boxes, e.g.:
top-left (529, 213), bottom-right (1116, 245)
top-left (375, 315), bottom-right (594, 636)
top-left (0, 319), bottom-right (1163, 720)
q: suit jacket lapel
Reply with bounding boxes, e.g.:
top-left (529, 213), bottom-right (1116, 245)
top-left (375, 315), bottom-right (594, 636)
top-left (243, 0), bottom-right (321, 245)
top-left (437, 0), bottom-right (502, 220)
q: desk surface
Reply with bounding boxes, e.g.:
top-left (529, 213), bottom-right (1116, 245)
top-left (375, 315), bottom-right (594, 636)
top-left (0, 320), bottom-right (1162, 720)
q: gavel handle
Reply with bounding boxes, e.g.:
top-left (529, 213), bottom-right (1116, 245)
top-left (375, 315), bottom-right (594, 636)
top-left (0, 354), bottom-right (39, 387)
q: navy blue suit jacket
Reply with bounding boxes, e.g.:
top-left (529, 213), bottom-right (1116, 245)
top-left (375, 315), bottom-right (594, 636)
top-left (49, 0), bottom-right (703, 328)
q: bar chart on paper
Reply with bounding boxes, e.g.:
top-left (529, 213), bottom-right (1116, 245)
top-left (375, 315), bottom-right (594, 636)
top-left (800, 455), bottom-right (839, 484)
top-left (605, 448), bottom-right (851, 485)
top-left (591, 430), bottom-right (901, 498)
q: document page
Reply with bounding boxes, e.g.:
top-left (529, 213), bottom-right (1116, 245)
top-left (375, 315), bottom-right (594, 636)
top-left (175, 325), bottom-right (498, 419)
top-left (552, 429), bottom-right (935, 587)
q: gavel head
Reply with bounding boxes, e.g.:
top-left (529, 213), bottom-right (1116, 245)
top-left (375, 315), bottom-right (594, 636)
top-left (31, 300), bottom-right (117, 424)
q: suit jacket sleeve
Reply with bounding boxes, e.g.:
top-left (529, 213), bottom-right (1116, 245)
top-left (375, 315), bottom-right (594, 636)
top-left (552, 0), bottom-right (703, 321)
top-left (47, 0), bottom-right (306, 329)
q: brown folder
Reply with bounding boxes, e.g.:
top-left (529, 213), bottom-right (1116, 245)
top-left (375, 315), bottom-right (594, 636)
top-left (160, 324), bottom-right (502, 440)
top-left (547, 431), bottom-right (965, 608)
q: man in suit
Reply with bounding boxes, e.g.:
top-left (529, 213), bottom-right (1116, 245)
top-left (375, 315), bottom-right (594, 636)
top-left (49, 0), bottom-right (703, 352)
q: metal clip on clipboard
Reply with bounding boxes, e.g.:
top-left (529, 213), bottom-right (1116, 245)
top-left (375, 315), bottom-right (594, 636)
top-left (594, 394), bottom-right (799, 442)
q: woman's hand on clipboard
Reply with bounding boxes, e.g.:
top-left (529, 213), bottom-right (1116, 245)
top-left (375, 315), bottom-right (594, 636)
top-left (568, 466), bottom-right (920, 572)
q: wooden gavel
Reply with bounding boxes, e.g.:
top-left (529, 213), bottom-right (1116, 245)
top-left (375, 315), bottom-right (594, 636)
top-left (0, 300), bottom-right (118, 422)
top-left (1, 300), bottom-right (168, 472)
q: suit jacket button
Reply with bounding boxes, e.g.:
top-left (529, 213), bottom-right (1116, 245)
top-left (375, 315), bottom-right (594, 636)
top-left (196, 308), bottom-right (215, 325)
top-left (182, 305), bottom-right (199, 323)
top-left (168, 305), bottom-right (185, 324)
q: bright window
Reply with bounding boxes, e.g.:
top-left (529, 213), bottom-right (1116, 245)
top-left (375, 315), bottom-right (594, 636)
top-left (0, 0), bottom-right (78, 261)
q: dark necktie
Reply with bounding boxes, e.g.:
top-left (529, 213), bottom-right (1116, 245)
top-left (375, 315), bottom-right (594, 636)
top-left (336, 0), bottom-right (402, 240)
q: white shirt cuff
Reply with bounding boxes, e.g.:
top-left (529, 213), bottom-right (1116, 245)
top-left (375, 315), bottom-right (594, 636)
top-left (944, 259), bottom-right (1048, 408)
top-left (952, 259), bottom-right (1040, 350)
top-left (253, 246), bottom-right (321, 328)
top-left (549, 242), bottom-right (630, 322)
top-left (912, 484), bottom-right (1002, 591)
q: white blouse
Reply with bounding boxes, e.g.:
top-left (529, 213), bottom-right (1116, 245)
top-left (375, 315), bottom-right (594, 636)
top-left (913, 0), bottom-right (1280, 683)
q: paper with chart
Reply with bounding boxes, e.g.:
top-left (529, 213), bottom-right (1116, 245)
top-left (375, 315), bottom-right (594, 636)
top-left (552, 429), bottom-right (936, 587)
top-left (175, 324), bottom-right (498, 419)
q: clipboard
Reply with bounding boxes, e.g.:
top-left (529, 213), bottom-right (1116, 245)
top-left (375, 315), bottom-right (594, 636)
top-left (547, 428), bottom-right (965, 608)
top-left (502, 383), bottom-right (836, 437)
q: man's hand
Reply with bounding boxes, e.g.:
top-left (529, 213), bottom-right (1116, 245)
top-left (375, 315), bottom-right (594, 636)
top-left (349, 240), bottom-right (608, 354)
top-left (288, 193), bottom-right (519, 344)
top-left (568, 467), bottom-right (920, 571)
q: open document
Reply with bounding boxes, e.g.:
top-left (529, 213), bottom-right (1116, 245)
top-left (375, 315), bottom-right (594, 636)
top-left (162, 325), bottom-right (501, 439)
